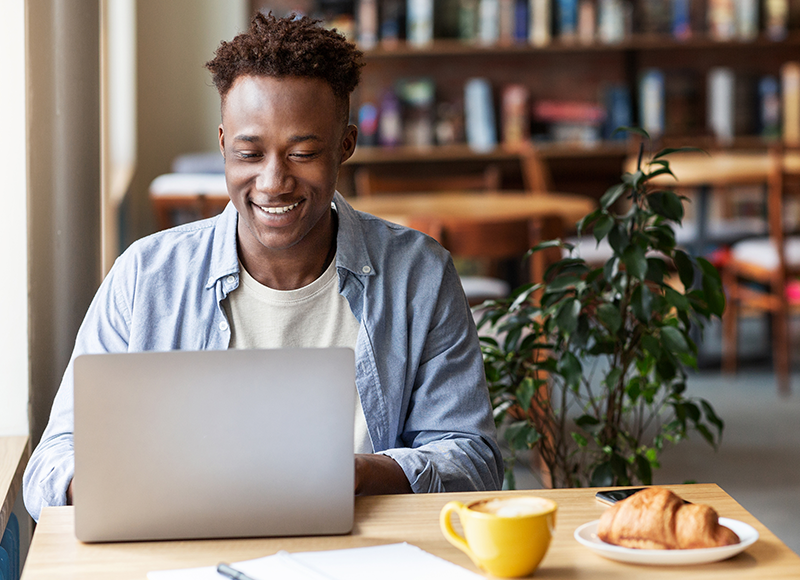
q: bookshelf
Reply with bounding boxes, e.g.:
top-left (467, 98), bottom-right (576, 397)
top-left (250, 1), bottom-right (800, 198)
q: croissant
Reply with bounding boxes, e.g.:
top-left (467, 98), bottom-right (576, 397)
top-left (597, 487), bottom-right (739, 550)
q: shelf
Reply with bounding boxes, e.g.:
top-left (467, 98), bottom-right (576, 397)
top-left (362, 31), bottom-right (800, 60)
top-left (347, 142), bottom-right (631, 165)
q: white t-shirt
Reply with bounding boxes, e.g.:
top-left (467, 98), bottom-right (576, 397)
top-left (223, 256), bottom-right (372, 454)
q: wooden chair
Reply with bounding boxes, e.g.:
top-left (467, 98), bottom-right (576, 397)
top-left (722, 146), bottom-right (800, 395)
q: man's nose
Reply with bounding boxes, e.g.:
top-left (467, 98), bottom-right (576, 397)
top-left (255, 154), bottom-right (292, 193)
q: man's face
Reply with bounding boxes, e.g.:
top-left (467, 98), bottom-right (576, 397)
top-left (219, 75), bottom-right (357, 263)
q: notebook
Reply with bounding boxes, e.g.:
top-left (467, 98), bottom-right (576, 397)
top-left (73, 347), bottom-right (356, 543)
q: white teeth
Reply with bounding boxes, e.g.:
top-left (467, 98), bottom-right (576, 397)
top-left (259, 201), bottom-right (300, 214)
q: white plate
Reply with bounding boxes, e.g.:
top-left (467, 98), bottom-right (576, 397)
top-left (574, 518), bottom-right (759, 566)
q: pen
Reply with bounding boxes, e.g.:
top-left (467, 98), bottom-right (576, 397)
top-left (217, 562), bottom-right (257, 580)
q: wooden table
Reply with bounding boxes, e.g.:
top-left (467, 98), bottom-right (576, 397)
top-left (21, 484), bottom-right (800, 579)
top-left (348, 191), bottom-right (595, 230)
top-left (350, 191), bottom-right (595, 286)
top-left (1, 436), bottom-right (29, 536)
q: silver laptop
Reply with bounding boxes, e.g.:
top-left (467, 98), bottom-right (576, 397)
top-left (73, 347), bottom-right (355, 543)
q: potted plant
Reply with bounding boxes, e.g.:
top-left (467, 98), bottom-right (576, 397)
top-left (476, 132), bottom-right (726, 489)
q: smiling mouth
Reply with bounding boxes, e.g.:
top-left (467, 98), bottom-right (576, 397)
top-left (256, 201), bottom-right (301, 215)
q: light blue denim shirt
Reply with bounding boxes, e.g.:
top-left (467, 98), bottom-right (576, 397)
top-left (23, 193), bottom-right (503, 521)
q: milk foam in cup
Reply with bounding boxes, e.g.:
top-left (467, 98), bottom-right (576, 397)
top-left (440, 496), bottom-right (557, 578)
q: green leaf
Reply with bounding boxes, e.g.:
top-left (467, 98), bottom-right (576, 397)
top-left (590, 462), bottom-right (614, 487)
top-left (632, 284), bottom-right (653, 323)
top-left (647, 190), bottom-right (684, 221)
top-left (593, 214), bottom-right (615, 242)
top-left (558, 351), bottom-right (583, 389)
top-left (556, 298), bottom-right (581, 334)
top-left (641, 334), bottom-right (661, 358)
top-left (603, 256), bottom-right (620, 282)
top-left (575, 414), bottom-right (601, 430)
top-left (674, 250), bottom-right (695, 290)
top-left (622, 245), bottom-right (648, 280)
top-left (571, 432), bottom-right (588, 447)
top-left (516, 377), bottom-right (538, 412)
top-left (661, 326), bottom-right (689, 353)
top-left (608, 224), bottom-right (629, 254)
top-left (505, 420), bottom-right (534, 451)
top-left (597, 303), bottom-right (622, 333)
top-left (646, 257), bottom-right (668, 284)
top-left (701, 399), bottom-right (725, 436)
top-left (634, 454), bottom-right (653, 485)
top-left (664, 286), bottom-right (690, 312)
top-left (600, 183), bottom-right (627, 209)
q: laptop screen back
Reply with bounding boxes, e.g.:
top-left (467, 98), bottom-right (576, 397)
top-left (73, 347), bottom-right (355, 542)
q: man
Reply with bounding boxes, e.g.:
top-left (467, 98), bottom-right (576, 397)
top-left (23, 13), bottom-right (502, 522)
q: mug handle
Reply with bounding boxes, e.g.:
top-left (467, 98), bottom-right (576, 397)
top-left (440, 501), bottom-right (477, 565)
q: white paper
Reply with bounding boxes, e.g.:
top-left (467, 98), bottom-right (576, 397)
top-left (147, 542), bottom-right (482, 580)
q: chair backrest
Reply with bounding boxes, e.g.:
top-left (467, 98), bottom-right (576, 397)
top-left (767, 145), bottom-right (800, 273)
top-left (518, 143), bottom-right (554, 193)
top-left (354, 164), bottom-right (501, 197)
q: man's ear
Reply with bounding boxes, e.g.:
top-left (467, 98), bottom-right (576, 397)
top-left (340, 124), bottom-right (358, 164)
top-left (218, 124), bottom-right (225, 160)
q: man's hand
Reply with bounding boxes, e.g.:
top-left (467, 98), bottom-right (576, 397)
top-left (67, 479), bottom-right (74, 505)
top-left (354, 454), bottom-right (412, 495)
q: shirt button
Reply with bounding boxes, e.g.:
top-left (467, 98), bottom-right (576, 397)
top-left (226, 275), bottom-right (235, 285)
top-left (361, 265), bottom-right (371, 274)
top-left (219, 321), bottom-right (229, 332)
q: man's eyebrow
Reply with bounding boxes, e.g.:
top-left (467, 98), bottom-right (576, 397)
top-left (233, 134), bottom-right (260, 143)
top-left (232, 134), bottom-right (323, 143)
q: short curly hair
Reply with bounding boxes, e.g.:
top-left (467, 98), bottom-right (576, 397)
top-left (206, 12), bottom-right (364, 122)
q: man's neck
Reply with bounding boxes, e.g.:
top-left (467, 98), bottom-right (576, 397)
top-left (237, 211), bottom-right (337, 291)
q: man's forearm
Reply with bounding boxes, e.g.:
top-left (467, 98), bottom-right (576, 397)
top-left (354, 453), bottom-right (412, 495)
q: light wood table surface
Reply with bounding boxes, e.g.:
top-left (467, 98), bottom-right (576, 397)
top-left (21, 483), bottom-right (800, 579)
top-left (348, 191), bottom-right (595, 229)
top-left (1, 435), bottom-right (29, 536)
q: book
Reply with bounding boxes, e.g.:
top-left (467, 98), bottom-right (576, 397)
top-left (765, 0), bottom-right (789, 41)
top-left (378, 88), bottom-right (403, 146)
top-left (639, 68), bottom-right (665, 139)
top-left (663, 70), bottom-right (700, 136)
top-left (734, 71), bottom-right (758, 136)
top-left (396, 77), bottom-right (436, 147)
top-left (758, 75), bottom-right (781, 140)
top-left (407, 0), bottom-right (434, 46)
top-left (533, 98), bottom-right (605, 145)
top-left (597, 0), bottom-right (625, 44)
top-left (735, 0), bottom-right (759, 41)
top-left (501, 84), bottom-right (530, 148)
top-left (464, 77), bottom-right (498, 152)
top-left (358, 102), bottom-right (379, 146)
top-left (434, 0), bottom-right (461, 38)
top-left (529, 0), bottom-right (552, 46)
top-left (459, 0), bottom-right (480, 41)
top-left (514, 0), bottom-right (529, 42)
top-left (637, 0), bottom-right (671, 35)
top-left (479, 0), bottom-right (501, 44)
top-left (708, 67), bottom-right (735, 145)
top-left (556, 0), bottom-right (578, 42)
top-left (782, 62), bottom-right (800, 147)
top-left (357, 0), bottom-right (379, 49)
top-left (499, 0), bottom-right (516, 44)
top-left (577, 0), bottom-right (596, 45)
top-left (602, 83), bottom-right (632, 140)
top-left (671, 0), bottom-right (691, 41)
top-left (380, 0), bottom-right (405, 48)
top-left (707, 0), bottom-right (735, 41)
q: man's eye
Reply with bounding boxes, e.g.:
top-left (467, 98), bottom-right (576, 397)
top-left (290, 152), bottom-right (318, 160)
top-left (236, 152), bottom-right (261, 160)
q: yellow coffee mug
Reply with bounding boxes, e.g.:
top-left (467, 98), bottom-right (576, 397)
top-left (440, 496), bottom-right (557, 578)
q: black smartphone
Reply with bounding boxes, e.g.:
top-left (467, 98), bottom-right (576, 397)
top-left (595, 487), bottom-right (646, 506)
